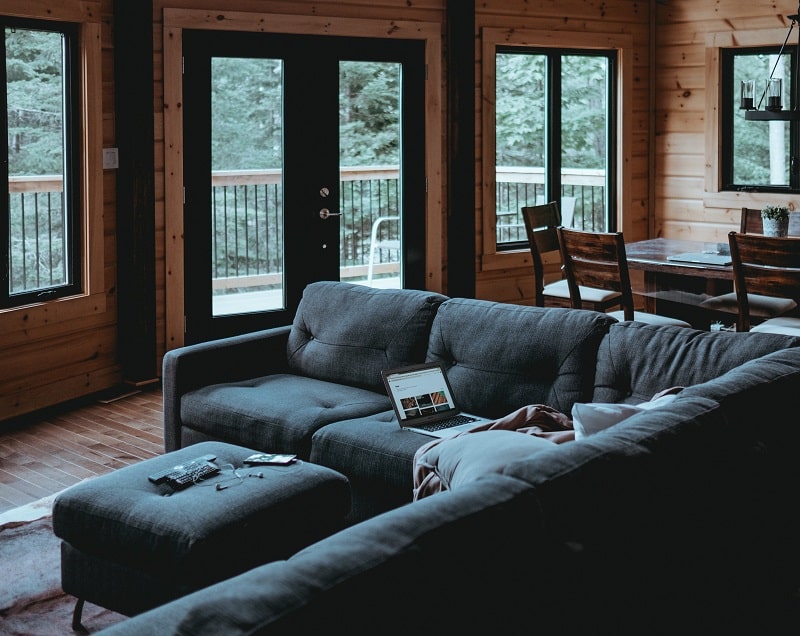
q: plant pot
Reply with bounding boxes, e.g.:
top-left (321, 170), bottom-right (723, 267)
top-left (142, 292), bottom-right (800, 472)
top-left (762, 216), bottom-right (789, 237)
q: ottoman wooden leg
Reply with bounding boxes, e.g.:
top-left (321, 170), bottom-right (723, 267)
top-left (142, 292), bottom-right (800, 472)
top-left (72, 597), bottom-right (86, 632)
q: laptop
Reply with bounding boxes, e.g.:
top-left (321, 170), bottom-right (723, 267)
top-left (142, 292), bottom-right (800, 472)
top-left (381, 362), bottom-right (494, 437)
top-left (666, 252), bottom-right (732, 266)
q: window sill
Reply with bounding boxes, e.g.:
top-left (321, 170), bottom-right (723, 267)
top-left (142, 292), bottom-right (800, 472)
top-left (0, 292), bottom-right (107, 335)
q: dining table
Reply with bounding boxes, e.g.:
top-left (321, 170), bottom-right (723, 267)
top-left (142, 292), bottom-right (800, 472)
top-left (624, 237), bottom-right (734, 329)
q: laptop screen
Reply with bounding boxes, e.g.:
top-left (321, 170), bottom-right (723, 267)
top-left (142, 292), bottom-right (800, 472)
top-left (381, 363), bottom-right (459, 424)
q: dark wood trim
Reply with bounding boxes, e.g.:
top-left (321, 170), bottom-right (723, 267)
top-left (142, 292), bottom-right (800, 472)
top-left (113, 0), bottom-right (157, 382)
top-left (445, 0), bottom-right (476, 297)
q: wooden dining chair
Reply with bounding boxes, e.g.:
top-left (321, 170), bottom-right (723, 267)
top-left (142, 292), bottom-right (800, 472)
top-left (557, 227), bottom-right (691, 327)
top-left (521, 202), bottom-right (622, 311)
top-left (727, 231), bottom-right (800, 335)
top-left (699, 207), bottom-right (800, 321)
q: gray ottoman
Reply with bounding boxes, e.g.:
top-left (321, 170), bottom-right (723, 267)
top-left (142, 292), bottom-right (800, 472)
top-left (52, 441), bottom-right (350, 629)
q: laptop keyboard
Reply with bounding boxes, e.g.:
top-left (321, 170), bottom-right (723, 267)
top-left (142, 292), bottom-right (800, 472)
top-left (418, 414), bottom-right (478, 431)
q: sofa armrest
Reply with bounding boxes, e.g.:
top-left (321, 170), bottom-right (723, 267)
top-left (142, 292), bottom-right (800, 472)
top-left (162, 326), bottom-right (292, 451)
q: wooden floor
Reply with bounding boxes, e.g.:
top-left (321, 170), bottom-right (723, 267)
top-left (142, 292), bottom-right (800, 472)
top-left (0, 385), bottom-right (164, 515)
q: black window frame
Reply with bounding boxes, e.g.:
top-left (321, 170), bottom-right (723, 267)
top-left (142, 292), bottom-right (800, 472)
top-left (1, 16), bottom-right (82, 309)
top-left (494, 45), bottom-right (618, 252)
top-left (720, 45), bottom-right (800, 193)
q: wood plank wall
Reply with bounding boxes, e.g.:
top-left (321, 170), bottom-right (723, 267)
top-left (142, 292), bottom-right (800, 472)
top-left (473, 0), bottom-right (652, 303)
top-left (656, 0), bottom-right (800, 243)
top-left (0, 1), bottom-right (121, 424)
top-left (5, 0), bottom-right (792, 423)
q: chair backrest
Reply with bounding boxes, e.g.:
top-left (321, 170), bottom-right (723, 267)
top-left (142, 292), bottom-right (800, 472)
top-left (521, 202), bottom-right (562, 307)
top-left (728, 230), bottom-right (800, 331)
top-left (557, 227), bottom-right (636, 320)
top-left (739, 206), bottom-right (800, 235)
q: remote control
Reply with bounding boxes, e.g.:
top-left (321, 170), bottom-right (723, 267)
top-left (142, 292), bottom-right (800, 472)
top-left (165, 460), bottom-right (221, 490)
top-left (148, 453), bottom-right (217, 484)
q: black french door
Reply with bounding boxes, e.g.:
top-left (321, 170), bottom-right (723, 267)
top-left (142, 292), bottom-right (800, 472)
top-left (182, 30), bottom-right (426, 344)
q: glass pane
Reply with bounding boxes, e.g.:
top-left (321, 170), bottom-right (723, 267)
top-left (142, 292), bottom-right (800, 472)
top-left (210, 57), bottom-right (284, 316)
top-left (6, 27), bottom-right (69, 295)
top-left (339, 60), bottom-right (402, 289)
top-left (733, 52), bottom-right (792, 186)
top-left (495, 52), bottom-right (546, 244)
top-left (562, 54), bottom-right (609, 232)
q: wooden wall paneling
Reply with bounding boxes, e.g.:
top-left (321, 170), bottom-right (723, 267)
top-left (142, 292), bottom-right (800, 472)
top-left (656, 1), bottom-right (800, 245)
top-left (476, 13), bottom-right (645, 307)
top-left (0, 3), bottom-right (118, 424)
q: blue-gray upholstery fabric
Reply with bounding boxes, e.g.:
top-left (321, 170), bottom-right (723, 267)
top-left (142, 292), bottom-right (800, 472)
top-left (162, 326), bottom-right (292, 451)
top-left (426, 300), bottom-right (616, 417)
top-left (310, 410), bottom-right (433, 521)
top-left (311, 301), bottom-right (615, 522)
top-left (287, 281), bottom-right (448, 392)
top-left (499, 395), bottom-right (774, 631)
top-left (592, 320), bottom-right (800, 404)
top-left (180, 375), bottom-right (391, 459)
top-left (100, 313), bottom-right (800, 635)
top-left (96, 473), bottom-right (559, 636)
top-left (53, 442), bottom-right (350, 618)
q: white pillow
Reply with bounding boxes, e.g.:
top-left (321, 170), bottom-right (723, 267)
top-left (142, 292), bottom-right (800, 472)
top-left (571, 394), bottom-right (678, 440)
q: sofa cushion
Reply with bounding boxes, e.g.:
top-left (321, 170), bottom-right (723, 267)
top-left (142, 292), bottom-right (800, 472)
top-left (181, 375), bottom-right (391, 459)
top-left (287, 282), bottom-right (448, 392)
top-left (592, 321), bottom-right (800, 404)
top-left (426, 300), bottom-right (616, 417)
top-left (100, 474), bottom-right (558, 636)
top-left (310, 410), bottom-right (430, 521)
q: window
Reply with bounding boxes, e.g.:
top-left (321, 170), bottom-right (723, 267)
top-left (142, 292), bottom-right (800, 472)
top-left (493, 47), bottom-right (616, 250)
top-left (1, 17), bottom-right (81, 308)
top-left (721, 46), bottom-right (799, 192)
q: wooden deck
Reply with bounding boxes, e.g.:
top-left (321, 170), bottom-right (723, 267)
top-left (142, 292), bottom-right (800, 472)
top-left (0, 385), bottom-right (164, 515)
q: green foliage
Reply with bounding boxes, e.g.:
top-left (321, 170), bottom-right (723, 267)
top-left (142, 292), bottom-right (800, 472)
top-left (5, 27), bottom-right (65, 176)
top-left (495, 52), bottom-right (608, 169)
top-left (761, 203), bottom-right (789, 220)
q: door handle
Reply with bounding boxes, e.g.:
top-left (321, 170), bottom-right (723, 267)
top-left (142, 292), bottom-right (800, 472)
top-left (319, 208), bottom-right (341, 219)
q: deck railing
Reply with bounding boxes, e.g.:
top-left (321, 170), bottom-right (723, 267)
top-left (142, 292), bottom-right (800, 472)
top-left (8, 168), bottom-right (605, 293)
top-left (8, 176), bottom-right (67, 294)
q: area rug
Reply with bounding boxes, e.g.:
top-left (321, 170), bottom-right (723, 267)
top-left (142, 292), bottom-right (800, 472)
top-left (0, 492), bottom-right (127, 635)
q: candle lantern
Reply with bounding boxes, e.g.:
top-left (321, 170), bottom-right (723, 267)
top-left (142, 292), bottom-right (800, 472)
top-left (740, 80), bottom-right (755, 110)
top-left (744, 3), bottom-right (800, 121)
top-left (767, 78), bottom-right (783, 111)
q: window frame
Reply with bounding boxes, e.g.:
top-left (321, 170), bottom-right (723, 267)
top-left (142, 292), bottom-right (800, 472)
top-left (1, 16), bottom-right (82, 308)
top-left (493, 45), bottom-right (618, 252)
top-left (0, 3), bottom-right (103, 322)
top-left (719, 44), bottom-right (800, 193)
top-left (480, 27), bottom-right (633, 272)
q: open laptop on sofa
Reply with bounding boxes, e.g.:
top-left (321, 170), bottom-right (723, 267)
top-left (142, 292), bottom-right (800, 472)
top-left (381, 362), bottom-right (493, 438)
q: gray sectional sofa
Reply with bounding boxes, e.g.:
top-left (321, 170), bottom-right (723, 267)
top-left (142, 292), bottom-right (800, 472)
top-left (101, 281), bottom-right (800, 634)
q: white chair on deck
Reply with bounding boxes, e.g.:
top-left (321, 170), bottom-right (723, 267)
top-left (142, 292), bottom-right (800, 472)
top-left (366, 215), bottom-right (400, 286)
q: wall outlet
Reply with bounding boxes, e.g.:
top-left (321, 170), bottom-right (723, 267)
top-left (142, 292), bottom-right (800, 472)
top-left (102, 148), bottom-right (119, 169)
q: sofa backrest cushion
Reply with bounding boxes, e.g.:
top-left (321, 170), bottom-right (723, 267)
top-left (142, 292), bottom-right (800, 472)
top-left (425, 300), bottom-right (616, 417)
top-left (287, 282), bottom-right (448, 391)
top-left (592, 321), bottom-right (800, 404)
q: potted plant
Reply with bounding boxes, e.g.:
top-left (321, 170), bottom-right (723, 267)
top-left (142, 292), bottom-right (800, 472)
top-left (760, 204), bottom-right (790, 237)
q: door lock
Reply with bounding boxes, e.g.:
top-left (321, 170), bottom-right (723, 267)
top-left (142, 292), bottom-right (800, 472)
top-left (319, 208), bottom-right (341, 219)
